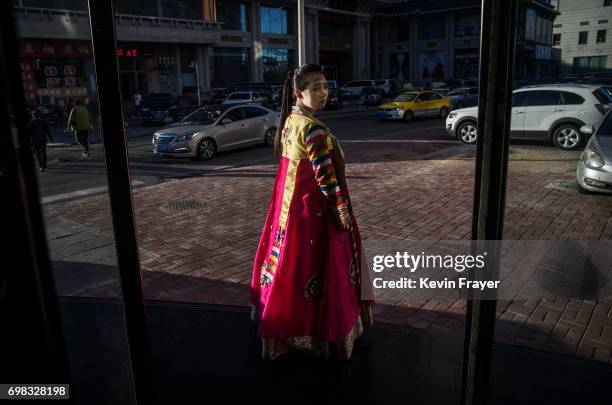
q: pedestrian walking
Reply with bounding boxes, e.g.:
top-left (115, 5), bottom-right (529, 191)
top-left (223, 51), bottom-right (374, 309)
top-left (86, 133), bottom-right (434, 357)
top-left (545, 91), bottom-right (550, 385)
top-left (29, 110), bottom-right (53, 172)
top-left (250, 64), bottom-right (374, 360)
top-left (67, 99), bottom-right (92, 157)
top-left (133, 90), bottom-right (142, 109)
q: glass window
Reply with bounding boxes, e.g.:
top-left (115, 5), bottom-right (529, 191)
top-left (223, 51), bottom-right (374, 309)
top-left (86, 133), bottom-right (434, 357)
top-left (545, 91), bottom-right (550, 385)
top-left (210, 47), bottom-right (251, 88)
top-left (605, 0), bottom-right (612, 6)
top-left (560, 91), bottom-right (585, 105)
top-left (553, 33), bottom-right (561, 46)
top-left (180, 107), bottom-right (223, 124)
top-left (593, 87), bottom-right (612, 103)
top-left (21, 0), bottom-right (87, 9)
top-left (525, 90), bottom-right (561, 106)
top-left (597, 112), bottom-right (612, 135)
top-left (418, 17), bottom-right (446, 40)
top-left (228, 92), bottom-right (249, 100)
top-left (262, 48), bottom-right (295, 85)
top-left (573, 56), bottom-right (608, 73)
top-left (579, 31), bottom-right (589, 44)
top-left (393, 93), bottom-right (416, 102)
top-left (244, 106), bottom-right (267, 118)
top-left (597, 30), bottom-right (607, 43)
top-left (512, 92), bottom-right (528, 107)
top-left (261, 6), bottom-right (288, 34)
top-left (223, 107), bottom-right (244, 121)
top-left (217, 1), bottom-right (248, 31)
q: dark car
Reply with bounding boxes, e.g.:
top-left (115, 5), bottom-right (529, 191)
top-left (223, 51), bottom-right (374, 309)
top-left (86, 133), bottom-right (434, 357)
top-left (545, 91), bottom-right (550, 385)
top-left (447, 87), bottom-right (479, 110)
top-left (361, 86), bottom-right (386, 106)
top-left (141, 93), bottom-right (178, 126)
top-left (324, 80), bottom-right (342, 110)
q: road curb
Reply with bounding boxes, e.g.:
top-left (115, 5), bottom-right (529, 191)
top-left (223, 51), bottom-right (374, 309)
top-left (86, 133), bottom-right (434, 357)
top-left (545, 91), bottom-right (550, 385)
top-left (48, 142), bottom-right (75, 148)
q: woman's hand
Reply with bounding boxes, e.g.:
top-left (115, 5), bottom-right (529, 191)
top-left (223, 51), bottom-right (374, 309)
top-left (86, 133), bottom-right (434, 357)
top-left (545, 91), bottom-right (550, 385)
top-left (338, 211), bottom-right (353, 231)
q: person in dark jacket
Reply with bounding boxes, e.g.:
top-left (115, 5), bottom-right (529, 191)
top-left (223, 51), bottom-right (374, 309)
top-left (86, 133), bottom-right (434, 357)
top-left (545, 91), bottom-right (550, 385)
top-left (29, 110), bottom-right (53, 172)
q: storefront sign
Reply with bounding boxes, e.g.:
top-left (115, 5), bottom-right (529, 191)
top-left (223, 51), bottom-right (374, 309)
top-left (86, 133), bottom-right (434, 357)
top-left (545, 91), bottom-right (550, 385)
top-left (18, 39), bottom-right (90, 58)
top-left (118, 48), bottom-right (139, 57)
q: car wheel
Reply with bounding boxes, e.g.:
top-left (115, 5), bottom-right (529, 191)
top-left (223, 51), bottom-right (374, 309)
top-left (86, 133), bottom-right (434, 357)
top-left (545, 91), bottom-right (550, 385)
top-left (552, 124), bottom-right (582, 151)
top-left (403, 110), bottom-right (413, 122)
top-left (196, 138), bottom-right (216, 160)
top-left (264, 128), bottom-right (276, 146)
top-left (458, 121), bottom-right (478, 144)
top-left (439, 107), bottom-right (449, 118)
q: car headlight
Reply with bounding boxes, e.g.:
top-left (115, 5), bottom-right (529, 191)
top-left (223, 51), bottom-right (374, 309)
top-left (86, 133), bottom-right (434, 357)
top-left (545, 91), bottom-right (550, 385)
top-left (176, 133), bottom-right (196, 142)
top-left (582, 148), bottom-right (604, 168)
top-left (394, 108), bottom-right (402, 112)
top-left (448, 112), bottom-right (457, 119)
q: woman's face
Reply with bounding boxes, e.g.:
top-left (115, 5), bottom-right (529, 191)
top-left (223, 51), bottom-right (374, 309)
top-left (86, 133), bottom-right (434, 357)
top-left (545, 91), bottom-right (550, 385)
top-left (296, 73), bottom-right (328, 111)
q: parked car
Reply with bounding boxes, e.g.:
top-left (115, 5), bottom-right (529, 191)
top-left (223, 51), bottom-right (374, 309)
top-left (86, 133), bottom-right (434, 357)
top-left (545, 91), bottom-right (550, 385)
top-left (211, 88), bottom-right (228, 104)
top-left (447, 78), bottom-right (479, 89)
top-left (377, 91), bottom-right (451, 121)
top-left (141, 93), bottom-right (178, 126)
top-left (447, 87), bottom-right (479, 110)
top-left (325, 80), bottom-right (342, 110)
top-left (445, 84), bottom-right (612, 150)
top-left (152, 104), bottom-right (280, 160)
top-left (340, 80), bottom-right (379, 98)
top-left (362, 86), bottom-right (387, 106)
top-left (576, 111), bottom-right (612, 193)
top-left (374, 79), bottom-right (400, 96)
top-left (271, 85), bottom-right (284, 103)
top-left (222, 92), bottom-right (267, 105)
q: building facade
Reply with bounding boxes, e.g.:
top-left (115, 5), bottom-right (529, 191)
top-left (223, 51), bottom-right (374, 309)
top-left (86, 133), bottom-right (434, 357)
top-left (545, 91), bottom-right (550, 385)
top-left (13, 0), bottom-right (569, 110)
top-left (551, 0), bottom-right (612, 75)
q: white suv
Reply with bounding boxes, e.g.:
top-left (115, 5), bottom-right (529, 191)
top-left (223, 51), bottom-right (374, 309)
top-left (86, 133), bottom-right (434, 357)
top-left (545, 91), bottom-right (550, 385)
top-left (340, 80), bottom-right (378, 97)
top-left (445, 84), bottom-right (612, 150)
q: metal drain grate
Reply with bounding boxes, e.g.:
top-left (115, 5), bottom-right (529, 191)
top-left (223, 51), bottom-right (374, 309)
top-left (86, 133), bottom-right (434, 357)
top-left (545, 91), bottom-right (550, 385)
top-left (159, 200), bottom-right (206, 214)
top-left (544, 180), bottom-right (578, 192)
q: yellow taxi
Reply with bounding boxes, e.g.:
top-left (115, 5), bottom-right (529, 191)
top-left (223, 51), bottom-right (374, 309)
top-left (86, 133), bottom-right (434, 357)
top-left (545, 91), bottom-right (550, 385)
top-left (377, 91), bottom-right (451, 121)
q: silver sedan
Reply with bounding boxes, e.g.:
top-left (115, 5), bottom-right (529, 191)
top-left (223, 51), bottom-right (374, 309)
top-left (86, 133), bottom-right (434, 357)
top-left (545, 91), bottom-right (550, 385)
top-left (577, 112), bottom-right (612, 194)
top-left (152, 104), bottom-right (279, 160)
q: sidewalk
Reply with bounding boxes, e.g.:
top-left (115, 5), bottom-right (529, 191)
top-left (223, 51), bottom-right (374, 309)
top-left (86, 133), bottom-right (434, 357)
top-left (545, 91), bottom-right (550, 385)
top-left (42, 127), bottom-right (612, 364)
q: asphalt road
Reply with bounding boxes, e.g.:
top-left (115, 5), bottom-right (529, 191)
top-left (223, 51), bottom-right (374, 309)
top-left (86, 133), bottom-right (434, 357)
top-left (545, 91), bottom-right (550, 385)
top-left (37, 110), bottom-right (452, 204)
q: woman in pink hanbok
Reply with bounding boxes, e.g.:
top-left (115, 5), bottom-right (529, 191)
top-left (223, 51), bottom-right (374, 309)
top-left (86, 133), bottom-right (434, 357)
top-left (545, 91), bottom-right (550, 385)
top-left (251, 64), bottom-right (373, 360)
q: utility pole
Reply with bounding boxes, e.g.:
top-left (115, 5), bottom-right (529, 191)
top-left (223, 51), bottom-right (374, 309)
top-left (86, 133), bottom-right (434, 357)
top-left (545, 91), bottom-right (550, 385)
top-left (298, 0), bottom-right (306, 65)
top-left (190, 60), bottom-right (201, 107)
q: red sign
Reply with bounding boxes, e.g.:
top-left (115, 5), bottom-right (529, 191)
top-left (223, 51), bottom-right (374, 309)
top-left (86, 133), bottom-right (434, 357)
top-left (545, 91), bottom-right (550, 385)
top-left (118, 48), bottom-right (139, 58)
top-left (63, 65), bottom-right (77, 76)
top-left (44, 66), bottom-right (58, 77)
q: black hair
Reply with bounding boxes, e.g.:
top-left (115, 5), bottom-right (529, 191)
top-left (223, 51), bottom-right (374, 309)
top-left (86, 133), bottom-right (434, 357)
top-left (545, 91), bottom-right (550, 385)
top-left (274, 64), bottom-right (325, 157)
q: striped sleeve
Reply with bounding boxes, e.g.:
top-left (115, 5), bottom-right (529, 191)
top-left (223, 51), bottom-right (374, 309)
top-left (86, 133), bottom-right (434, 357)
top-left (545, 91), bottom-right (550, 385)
top-left (304, 124), bottom-right (347, 214)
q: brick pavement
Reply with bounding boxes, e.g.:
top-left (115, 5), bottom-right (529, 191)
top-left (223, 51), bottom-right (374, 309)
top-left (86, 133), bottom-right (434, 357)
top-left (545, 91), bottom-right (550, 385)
top-left (44, 134), bottom-right (612, 364)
